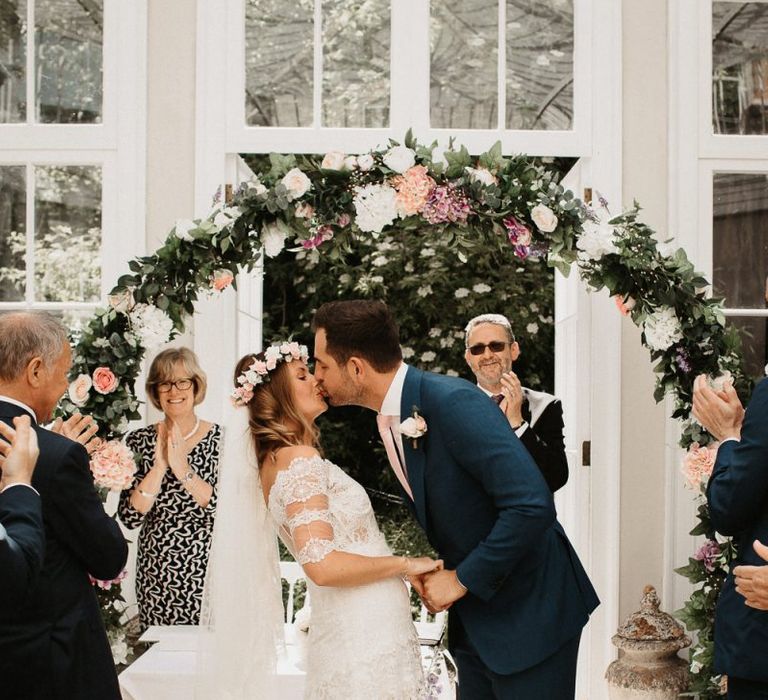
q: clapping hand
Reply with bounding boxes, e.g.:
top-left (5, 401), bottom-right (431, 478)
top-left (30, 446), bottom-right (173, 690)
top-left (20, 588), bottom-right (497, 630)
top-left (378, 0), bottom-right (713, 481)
top-left (51, 413), bottom-right (102, 454)
top-left (499, 371), bottom-right (524, 428)
top-left (165, 421), bottom-right (189, 478)
top-left (734, 541), bottom-right (768, 611)
top-left (692, 375), bottom-right (744, 442)
top-left (0, 416), bottom-right (40, 488)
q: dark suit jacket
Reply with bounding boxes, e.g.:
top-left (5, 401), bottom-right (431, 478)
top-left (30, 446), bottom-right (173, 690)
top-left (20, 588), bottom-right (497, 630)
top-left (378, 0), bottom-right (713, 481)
top-left (0, 401), bottom-right (128, 700)
top-left (707, 377), bottom-right (768, 683)
top-left (0, 485), bottom-right (45, 613)
top-left (399, 367), bottom-right (599, 675)
top-left (519, 388), bottom-right (568, 492)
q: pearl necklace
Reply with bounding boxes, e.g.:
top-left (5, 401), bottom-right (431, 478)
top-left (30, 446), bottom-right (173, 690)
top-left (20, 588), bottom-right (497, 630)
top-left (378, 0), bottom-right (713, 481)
top-left (182, 418), bottom-right (200, 441)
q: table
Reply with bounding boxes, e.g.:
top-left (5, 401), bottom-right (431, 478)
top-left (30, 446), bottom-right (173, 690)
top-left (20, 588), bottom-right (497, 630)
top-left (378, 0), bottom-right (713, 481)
top-left (119, 624), bottom-right (455, 699)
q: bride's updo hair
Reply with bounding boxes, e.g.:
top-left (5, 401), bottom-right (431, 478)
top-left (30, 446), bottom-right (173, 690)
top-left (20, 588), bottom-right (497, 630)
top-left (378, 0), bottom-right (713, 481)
top-left (233, 352), bottom-right (320, 465)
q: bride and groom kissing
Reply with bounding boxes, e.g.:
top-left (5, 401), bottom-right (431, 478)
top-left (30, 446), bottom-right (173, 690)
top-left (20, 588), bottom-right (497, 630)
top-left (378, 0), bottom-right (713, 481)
top-left (205, 299), bottom-right (598, 699)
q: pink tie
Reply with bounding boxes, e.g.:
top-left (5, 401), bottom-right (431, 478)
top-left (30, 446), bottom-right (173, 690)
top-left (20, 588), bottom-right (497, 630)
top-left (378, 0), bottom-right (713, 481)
top-left (376, 414), bottom-right (413, 500)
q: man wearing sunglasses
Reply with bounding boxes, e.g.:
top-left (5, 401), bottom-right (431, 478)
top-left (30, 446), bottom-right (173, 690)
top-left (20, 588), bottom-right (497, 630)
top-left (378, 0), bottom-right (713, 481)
top-left (464, 313), bottom-right (568, 492)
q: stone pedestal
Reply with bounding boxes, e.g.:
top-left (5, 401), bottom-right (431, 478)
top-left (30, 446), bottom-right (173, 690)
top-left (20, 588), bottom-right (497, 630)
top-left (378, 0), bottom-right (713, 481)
top-left (606, 585), bottom-right (691, 700)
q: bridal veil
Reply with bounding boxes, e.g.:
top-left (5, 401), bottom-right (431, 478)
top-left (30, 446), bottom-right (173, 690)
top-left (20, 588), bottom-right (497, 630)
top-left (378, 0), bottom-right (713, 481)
top-left (196, 401), bottom-right (285, 699)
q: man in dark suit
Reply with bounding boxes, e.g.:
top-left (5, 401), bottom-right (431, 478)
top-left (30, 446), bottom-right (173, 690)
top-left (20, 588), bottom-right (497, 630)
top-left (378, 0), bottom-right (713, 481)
top-left (693, 374), bottom-right (768, 699)
top-left (0, 415), bottom-right (45, 612)
top-left (0, 311), bottom-right (128, 700)
top-left (313, 300), bottom-right (598, 699)
top-left (464, 313), bottom-right (568, 492)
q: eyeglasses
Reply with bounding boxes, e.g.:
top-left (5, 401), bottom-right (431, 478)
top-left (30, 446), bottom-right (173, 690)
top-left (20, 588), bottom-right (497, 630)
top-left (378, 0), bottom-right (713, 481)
top-left (468, 341), bottom-right (511, 356)
top-left (156, 378), bottom-right (194, 393)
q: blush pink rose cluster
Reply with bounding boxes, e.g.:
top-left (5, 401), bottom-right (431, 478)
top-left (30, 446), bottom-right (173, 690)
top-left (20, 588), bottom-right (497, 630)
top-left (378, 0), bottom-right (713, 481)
top-left (68, 367), bottom-right (119, 406)
top-left (93, 367), bottom-right (119, 395)
top-left (682, 442), bottom-right (720, 492)
top-left (89, 440), bottom-right (137, 491)
top-left (390, 165), bottom-right (436, 218)
top-left (211, 269), bottom-right (234, 292)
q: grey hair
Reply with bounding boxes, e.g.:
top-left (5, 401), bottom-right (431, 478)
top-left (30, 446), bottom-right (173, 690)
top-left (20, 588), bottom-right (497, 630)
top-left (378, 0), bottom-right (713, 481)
top-left (464, 313), bottom-right (515, 347)
top-left (0, 312), bottom-right (69, 382)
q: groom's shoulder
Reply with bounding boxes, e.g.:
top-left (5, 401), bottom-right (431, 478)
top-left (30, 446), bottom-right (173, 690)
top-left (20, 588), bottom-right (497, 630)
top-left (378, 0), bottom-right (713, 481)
top-left (421, 370), bottom-right (482, 398)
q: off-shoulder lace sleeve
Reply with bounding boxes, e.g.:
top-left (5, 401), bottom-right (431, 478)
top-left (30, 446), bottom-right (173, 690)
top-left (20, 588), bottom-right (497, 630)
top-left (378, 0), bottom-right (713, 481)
top-left (272, 455), bottom-right (335, 565)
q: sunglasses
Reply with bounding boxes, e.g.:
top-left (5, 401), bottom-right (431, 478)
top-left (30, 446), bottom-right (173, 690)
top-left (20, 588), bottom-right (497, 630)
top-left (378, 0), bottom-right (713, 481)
top-left (468, 341), bottom-right (511, 356)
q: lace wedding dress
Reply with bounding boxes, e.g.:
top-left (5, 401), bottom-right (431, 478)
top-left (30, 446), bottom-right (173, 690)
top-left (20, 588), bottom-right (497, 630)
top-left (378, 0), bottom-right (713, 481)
top-left (268, 454), bottom-right (425, 700)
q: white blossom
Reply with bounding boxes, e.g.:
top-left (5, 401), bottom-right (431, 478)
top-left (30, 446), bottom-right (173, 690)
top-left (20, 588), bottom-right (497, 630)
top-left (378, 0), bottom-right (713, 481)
top-left (643, 307), bottom-right (684, 352)
top-left (401, 347), bottom-right (415, 359)
top-left (577, 220), bottom-right (619, 260)
top-left (454, 288), bottom-right (470, 299)
top-left (404, 262), bottom-right (415, 272)
top-left (446, 369), bottom-right (459, 377)
top-left (440, 336), bottom-right (456, 349)
top-left (465, 167), bottom-right (497, 187)
top-left (174, 219), bottom-right (196, 241)
top-left (421, 351), bottom-right (436, 362)
top-left (357, 154), bottom-right (374, 171)
top-left (417, 285), bottom-right (432, 297)
top-left (530, 203), bottom-right (558, 233)
top-left (321, 151), bottom-right (346, 170)
top-left (247, 178), bottom-right (267, 195)
top-left (261, 220), bottom-right (289, 258)
top-left (420, 248), bottom-right (436, 258)
top-left (281, 168), bottom-right (312, 200)
top-left (526, 322), bottom-right (539, 335)
top-left (429, 327), bottom-right (441, 338)
top-left (129, 304), bottom-right (174, 351)
top-left (372, 255), bottom-right (388, 267)
top-left (353, 184), bottom-right (398, 233)
top-left (473, 283), bottom-right (492, 294)
top-left (382, 145), bottom-right (416, 173)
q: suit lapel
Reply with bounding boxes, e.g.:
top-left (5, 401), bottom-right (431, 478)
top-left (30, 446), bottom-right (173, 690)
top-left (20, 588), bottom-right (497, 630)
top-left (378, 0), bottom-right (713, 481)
top-left (400, 367), bottom-right (428, 528)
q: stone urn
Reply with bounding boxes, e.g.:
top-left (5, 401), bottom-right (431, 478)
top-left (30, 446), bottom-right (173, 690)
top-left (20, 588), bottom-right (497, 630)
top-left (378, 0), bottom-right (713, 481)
top-left (605, 585), bottom-right (691, 700)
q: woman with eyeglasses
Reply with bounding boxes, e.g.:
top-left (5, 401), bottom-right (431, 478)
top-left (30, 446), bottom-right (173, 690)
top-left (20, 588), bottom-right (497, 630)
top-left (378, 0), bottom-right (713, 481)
top-left (117, 347), bottom-right (220, 630)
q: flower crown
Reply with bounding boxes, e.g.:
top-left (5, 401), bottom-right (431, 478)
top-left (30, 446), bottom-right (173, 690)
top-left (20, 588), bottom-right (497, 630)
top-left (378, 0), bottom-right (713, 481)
top-left (231, 341), bottom-right (310, 406)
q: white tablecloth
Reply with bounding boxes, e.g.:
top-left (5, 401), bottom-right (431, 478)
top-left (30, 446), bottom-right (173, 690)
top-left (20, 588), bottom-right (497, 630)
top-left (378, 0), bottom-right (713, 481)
top-left (119, 624), bottom-right (455, 699)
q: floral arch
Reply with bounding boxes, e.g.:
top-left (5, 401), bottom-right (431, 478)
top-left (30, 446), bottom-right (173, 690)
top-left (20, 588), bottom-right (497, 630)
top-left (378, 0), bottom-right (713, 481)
top-left (69, 133), bottom-right (744, 697)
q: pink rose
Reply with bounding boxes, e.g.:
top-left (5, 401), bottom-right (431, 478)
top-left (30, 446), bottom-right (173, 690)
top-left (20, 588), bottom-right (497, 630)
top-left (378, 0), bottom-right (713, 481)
top-left (68, 374), bottom-right (92, 407)
top-left (212, 269), bottom-right (234, 292)
top-left (92, 367), bottom-right (118, 395)
top-left (613, 295), bottom-right (636, 316)
top-left (682, 442), bottom-right (719, 492)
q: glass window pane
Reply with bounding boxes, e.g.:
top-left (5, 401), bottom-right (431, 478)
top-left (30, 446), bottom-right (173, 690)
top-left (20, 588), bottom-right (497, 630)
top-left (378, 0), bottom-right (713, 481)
top-left (245, 0), bottom-right (313, 127)
top-left (0, 165), bottom-right (26, 301)
top-left (322, 0), bottom-right (390, 128)
top-left (726, 316), bottom-right (768, 381)
top-left (0, 0), bottom-right (27, 123)
top-left (34, 165), bottom-right (101, 302)
top-left (713, 172), bottom-right (768, 308)
top-left (506, 0), bottom-right (573, 130)
top-left (35, 0), bottom-right (103, 124)
top-left (713, 2), bottom-right (768, 135)
top-left (431, 0), bottom-right (498, 129)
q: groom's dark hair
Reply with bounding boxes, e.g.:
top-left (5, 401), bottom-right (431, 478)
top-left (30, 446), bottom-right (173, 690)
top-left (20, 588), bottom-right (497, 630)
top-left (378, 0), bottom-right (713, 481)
top-left (312, 300), bottom-right (402, 372)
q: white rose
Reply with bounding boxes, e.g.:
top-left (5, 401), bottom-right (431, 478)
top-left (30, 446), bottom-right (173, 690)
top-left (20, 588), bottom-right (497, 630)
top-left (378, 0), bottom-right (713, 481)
top-left (213, 206), bottom-right (241, 230)
top-left (530, 203), bottom-right (558, 233)
top-left (247, 178), bottom-right (267, 195)
top-left (400, 415), bottom-right (428, 438)
top-left (382, 145), bottom-right (416, 174)
top-left (357, 154), bottom-right (374, 171)
top-left (643, 307), bottom-right (684, 352)
top-left (68, 374), bottom-right (92, 407)
top-left (343, 156), bottom-right (358, 171)
top-left (281, 168), bottom-right (312, 200)
top-left (261, 220), bottom-right (289, 258)
top-left (577, 220), bottom-right (619, 260)
top-left (465, 167), bottom-right (497, 187)
top-left (352, 184), bottom-right (398, 234)
top-left (175, 219), bottom-right (196, 241)
top-left (321, 151), bottom-right (346, 170)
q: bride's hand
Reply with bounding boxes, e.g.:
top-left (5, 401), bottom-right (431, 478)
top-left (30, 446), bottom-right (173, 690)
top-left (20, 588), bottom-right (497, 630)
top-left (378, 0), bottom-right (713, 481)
top-left (403, 556), bottom-right (443, 578)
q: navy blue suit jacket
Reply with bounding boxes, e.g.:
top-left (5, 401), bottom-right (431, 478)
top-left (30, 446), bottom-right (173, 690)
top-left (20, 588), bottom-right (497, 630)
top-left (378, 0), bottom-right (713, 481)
top-left (707, 377), bottom-right (768, 683)
top-left (399, 367), bottom-right (599, 674)
top-left (0, 401), bottom-right (128, 700)
top-left (0, 485), bottom-right (45, 613)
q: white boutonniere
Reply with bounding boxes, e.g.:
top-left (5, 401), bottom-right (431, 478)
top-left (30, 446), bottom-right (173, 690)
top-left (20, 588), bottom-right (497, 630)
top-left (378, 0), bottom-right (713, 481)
top-left (400, 407), bottom-right (428, 448)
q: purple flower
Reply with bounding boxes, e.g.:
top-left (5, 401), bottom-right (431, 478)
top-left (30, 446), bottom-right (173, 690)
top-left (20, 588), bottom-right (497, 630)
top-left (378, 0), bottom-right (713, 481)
top-left (503, 216), bottom-right (534, 259)
top-left (301, 225), bottom-right (334, 250)
top-left (421, 184), bottom-right (472, 225)
top-left (694, 539), bottom-right (721, 573)
top-left (675, 346), bottom-right (692, 373)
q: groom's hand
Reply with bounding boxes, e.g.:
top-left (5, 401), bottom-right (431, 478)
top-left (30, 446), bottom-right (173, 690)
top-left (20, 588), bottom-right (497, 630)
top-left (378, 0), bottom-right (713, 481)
top-left (423, 569), bottom-right (468, 610)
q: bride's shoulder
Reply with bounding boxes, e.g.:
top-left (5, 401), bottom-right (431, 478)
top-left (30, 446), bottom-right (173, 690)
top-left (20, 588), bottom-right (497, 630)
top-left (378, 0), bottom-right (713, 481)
top-left (272, 445), bottom-right (323, 473)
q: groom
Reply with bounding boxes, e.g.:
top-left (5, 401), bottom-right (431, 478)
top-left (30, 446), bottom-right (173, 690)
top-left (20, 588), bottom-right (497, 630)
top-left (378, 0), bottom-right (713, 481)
top-left (313, 300), bottom-right (599, 699)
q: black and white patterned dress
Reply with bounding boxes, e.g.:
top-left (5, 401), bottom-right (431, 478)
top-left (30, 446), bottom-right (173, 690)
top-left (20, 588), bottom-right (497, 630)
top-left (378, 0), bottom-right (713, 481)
top-left (118, 424), bottom-right (220, 630)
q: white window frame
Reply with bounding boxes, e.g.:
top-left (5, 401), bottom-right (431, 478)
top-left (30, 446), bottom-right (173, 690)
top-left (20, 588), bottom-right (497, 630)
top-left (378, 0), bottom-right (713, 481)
top-left (0, 0), bottom-right (147, 315)
top-left (196, 3), bottom-right (622, 697)
top-left (667, 0), bottom-right (768, 614)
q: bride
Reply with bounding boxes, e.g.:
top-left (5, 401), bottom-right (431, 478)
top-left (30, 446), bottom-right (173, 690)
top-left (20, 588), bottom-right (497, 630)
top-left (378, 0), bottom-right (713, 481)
top-left (198, 341), bottom-right (441, 699)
